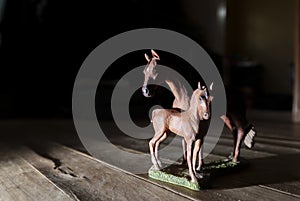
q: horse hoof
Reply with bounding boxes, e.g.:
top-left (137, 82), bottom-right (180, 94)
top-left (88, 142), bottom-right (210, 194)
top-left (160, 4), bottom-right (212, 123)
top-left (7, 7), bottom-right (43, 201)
top-left (232, 158), bottom-right (241, 164)
top-left (196, 164), bottom-right (204, 172)
top-left (152, 165), bottom-right (161, 171)
top-left (196, 172), bottom-right (203, 179)
top-left (157, 160), bottom-right (163, 168)
top-left (191, 178), bottom-right (198, 183)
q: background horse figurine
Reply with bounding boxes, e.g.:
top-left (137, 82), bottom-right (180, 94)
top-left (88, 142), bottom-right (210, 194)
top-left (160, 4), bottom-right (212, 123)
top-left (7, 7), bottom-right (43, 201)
top-left (142, 49), bottom-right (256, 163)
top-left (143, 49), bottom-right (190, 110)
top-left (149, 82), bottom-right (213, 183)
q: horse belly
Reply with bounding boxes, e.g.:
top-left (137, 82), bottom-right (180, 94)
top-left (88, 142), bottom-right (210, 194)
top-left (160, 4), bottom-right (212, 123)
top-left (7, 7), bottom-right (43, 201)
top-left (168, 116), bottom-right (185, 137)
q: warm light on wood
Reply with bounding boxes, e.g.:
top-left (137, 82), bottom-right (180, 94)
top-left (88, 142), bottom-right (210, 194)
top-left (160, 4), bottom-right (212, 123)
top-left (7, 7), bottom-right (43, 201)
top-left (293, 0), bottom-right (300, 122)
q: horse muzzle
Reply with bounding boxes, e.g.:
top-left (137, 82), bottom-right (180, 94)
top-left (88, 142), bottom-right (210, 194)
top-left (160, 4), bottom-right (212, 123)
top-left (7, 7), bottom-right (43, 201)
top-left (142, 86), bottom-right (151, 97)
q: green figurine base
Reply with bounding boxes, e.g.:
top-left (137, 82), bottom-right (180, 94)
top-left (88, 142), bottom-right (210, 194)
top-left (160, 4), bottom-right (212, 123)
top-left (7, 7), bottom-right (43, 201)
top-left (148, 158), bottom-right (248, 191)
top-left (148, 166), bottom-right (201, 191)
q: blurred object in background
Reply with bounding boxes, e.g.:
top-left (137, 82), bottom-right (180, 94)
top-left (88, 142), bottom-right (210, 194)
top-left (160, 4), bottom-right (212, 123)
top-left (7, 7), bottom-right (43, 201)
top-left (228, 55), bottom-right (263, 109)
top-left (0, 0), bottom-right (7, 47)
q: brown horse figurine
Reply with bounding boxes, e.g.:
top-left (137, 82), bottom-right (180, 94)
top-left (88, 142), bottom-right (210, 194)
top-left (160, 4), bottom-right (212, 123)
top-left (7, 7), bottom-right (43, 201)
top-left (143, 50), bottom-right (256, 164)
top-left (149, 82), bottom-right (213, 182)
top-left (143, 49), bottom-right (190, 110)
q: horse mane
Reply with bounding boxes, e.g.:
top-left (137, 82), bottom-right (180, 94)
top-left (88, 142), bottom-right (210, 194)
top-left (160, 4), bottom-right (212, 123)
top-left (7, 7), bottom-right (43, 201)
top-left (188, 89), bottom-right (201, 121)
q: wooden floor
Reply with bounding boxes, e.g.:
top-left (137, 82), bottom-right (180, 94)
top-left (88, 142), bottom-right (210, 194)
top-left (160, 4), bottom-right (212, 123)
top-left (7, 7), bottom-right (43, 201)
top-left (1, 110), bottom-right (300, 201)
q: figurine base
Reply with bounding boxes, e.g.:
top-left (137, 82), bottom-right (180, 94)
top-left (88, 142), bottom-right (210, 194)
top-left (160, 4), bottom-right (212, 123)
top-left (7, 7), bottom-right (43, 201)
top-left (148, 158), bottom-right (248, 191)
top-left (148, 166), bottom-right (201, 191)
top-left (202, 157), bottom-right (248, 178)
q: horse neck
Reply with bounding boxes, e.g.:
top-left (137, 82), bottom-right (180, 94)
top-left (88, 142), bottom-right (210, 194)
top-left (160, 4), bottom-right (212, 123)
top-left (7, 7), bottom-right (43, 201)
top-left (187, 91), bottom-right (201, 122)
top-left (156, 68), bottom-right (180, 87)
top-left (147, 68), bottom-right (183, 93)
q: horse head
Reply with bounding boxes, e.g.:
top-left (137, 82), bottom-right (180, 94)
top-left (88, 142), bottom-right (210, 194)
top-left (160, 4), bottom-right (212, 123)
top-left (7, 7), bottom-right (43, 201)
top-left (142, 49), bottom-right (160, 97)
top-left (195, 82), bottom-right (214, 120)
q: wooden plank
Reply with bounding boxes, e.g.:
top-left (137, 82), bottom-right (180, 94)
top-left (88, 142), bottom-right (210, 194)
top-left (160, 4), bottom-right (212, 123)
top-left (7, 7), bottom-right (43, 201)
top-left (3, 117), bottom-right (300, 200)
top-left (261, 181), bottom-right (300, 198)
top-left (60, 120), bottom-right (300, 201)
top-left (139, 151), bottom-right (300, 201)
top-left (0, 147), bottom-right (73, 201)
top-left (210, 184), bottom-right (300, 201)
top-left (63, 119), bottom-right (300, 200)
top-left (18, 144), bottom-right (190, 201)
top-left (293, 0), bottom-right (300, 122)
top-left (204, 137), bottom-right (300, 198)
top-left (108, 138), bottom-right (300, 200)
top-left (23, 141), bottom-right (300, 201)
top-left (212, 136), bottom-right (300, 155)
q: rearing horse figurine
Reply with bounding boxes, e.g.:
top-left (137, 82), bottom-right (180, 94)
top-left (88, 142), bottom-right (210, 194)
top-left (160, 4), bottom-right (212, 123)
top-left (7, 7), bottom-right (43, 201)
top-left (149, 82), bottom-right (213, 183)
top-left (142, 49), bottom-right (190, 110)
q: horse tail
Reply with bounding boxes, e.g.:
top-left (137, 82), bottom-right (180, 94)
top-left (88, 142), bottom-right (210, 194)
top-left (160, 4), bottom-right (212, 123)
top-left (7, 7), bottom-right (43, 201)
top-left (151, 110), bottom-right (155, 123)
top-left (151, 109), bottom-right (159, 123)
top-left (244, 124), bottom-right (256, 149)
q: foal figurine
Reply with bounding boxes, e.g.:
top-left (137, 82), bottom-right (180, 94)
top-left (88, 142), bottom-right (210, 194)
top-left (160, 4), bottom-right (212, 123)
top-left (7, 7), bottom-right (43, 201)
top-left (149, 82), bottom-right (213, 183)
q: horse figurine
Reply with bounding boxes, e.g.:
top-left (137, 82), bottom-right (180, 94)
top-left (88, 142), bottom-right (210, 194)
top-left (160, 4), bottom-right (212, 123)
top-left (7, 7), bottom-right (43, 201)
top-left (142, 49), bottom-right (256, 163)
top-left (143, 49), bottom-right (190, 110)
top-left (149, 82), bottom-right (213, 183)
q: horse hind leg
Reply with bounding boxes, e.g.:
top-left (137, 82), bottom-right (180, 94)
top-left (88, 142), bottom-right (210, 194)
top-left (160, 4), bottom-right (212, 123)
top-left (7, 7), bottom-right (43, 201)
top-left (232, 126), bottom-right (244, 163)
top-left (221, 115), bottom-right (239, 162)
top-left (149, 129), bottom-right (165, 170)
top-left (154, 132), bottom-right (167, 168)
top-left (221, 115), bottom-right (234, 132)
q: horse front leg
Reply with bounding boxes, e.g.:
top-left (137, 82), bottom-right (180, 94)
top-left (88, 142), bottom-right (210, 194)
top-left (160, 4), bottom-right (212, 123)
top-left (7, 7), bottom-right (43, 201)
top-left (182, 138), bottom-right (187, 163)
top-left (196, 141), bottom-right (204, 171)
top-left (192, 139), bottom-right (201, 174)
top-left (186, 140), bottom-right (198, 183)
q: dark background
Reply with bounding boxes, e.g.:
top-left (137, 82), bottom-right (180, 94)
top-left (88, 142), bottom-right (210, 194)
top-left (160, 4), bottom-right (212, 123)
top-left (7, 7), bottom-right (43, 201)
top-left (0, 0), bottom-right (201, 118)
top-left (0, 0), bottom-right (295, 118)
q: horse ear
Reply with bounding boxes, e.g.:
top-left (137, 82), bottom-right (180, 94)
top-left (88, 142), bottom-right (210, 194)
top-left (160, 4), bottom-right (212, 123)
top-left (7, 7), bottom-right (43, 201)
top-left (209, 82), bottom-right (214, 91)
top-left (151, 49), bottom-right (160, 60)
top-left (198, 82), bottom-right (201, 89)
top-left (144, 53), bottom-right (150, 62)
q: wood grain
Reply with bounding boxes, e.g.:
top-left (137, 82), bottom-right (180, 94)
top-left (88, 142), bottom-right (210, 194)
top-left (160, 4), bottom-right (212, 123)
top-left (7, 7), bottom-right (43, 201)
top-left (0, 147), bottom-right (73, 201)
top-left (18, 144), bottom-right (190, 201)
